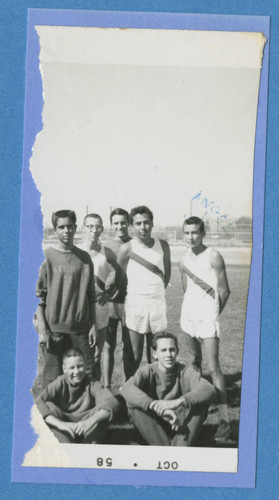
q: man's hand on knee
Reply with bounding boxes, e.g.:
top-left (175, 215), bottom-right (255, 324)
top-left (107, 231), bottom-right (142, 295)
top-left (75, 417), bottom-right (97, 437)
top-left (161, 409), bottom-right (180, 432)
top-left (150, 398), bottom-right (185, 416)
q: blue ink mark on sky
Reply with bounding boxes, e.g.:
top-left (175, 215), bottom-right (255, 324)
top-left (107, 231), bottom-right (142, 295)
top-left (189, 191), bottom-right (232, 227)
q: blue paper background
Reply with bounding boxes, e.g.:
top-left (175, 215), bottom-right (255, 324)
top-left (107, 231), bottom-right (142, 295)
top-left (0, 1), bottom-right (278, 498)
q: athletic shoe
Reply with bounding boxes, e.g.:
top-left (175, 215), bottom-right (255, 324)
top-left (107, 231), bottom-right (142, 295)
top-left (214, 420), bottom-right (232, 443)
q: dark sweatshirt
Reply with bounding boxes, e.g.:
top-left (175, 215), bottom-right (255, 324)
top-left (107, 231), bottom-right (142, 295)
top-left (121, 362), bottom-right (215, 411)
top-left (36, 246), bottom-right (96, 335)
top-left (35, 374), bottom-right (119, 422)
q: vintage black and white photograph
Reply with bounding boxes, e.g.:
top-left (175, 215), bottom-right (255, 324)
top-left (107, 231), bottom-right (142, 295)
top-left (12, 12), bottom-right (268, 483)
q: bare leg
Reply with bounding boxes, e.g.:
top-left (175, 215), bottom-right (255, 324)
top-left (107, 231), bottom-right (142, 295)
top-left (121, 324), bottom-right (130, 381)
top-left (184, 333), bottom-right (202, 374)
top-left (123, 328), bottom-right (144, 380)
top-left (202, 337), bottom-right (231, 437)
top-left (203, 337), bottom-right (227, 405)
top-left (92, 326), bottom-right (107, 381)
top-left (103, 318), bottom-right (118, 387)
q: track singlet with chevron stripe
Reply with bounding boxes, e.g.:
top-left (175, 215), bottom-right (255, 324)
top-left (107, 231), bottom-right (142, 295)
top-left (181, 247), bottom-right (219, 321)
top-left (127, 238), bottom-right (165, 297)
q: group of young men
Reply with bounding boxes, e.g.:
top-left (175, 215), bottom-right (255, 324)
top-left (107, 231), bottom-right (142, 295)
top-left (34, 205), bottom-right (232, 446)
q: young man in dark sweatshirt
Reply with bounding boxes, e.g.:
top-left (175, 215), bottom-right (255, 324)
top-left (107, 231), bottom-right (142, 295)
top-left (35, 210), bottom-right (97, 389)
top-left (121, 332), bottom-right (215, 446)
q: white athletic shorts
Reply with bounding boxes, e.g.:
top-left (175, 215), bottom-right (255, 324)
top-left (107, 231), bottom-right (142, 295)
top-left (95, 302), bottom-right (109, 331)
top-left (124, 295), bottom-right (167, 334)
top-left (180, 316), bottom-right (220, 339)
top-left (108, 302), bottom-right (124, 321)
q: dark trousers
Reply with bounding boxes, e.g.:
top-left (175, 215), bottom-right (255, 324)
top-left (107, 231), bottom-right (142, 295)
top-left (46, 402), bottom-right (109, 444)
top-left (129, 405), bottom-right (208, 446)
top-left (49, 421), bottom-right (109, 444)
top-left (42, 333), bottom-right (94, 389)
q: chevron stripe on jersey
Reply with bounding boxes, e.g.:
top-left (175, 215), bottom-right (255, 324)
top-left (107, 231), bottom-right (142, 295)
top-left (130, 251), bottom-right (165, 282)
top-left (183, 265), bottom-right (215, 299)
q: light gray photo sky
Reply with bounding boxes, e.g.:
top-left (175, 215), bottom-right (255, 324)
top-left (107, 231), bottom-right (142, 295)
top-left (31, 27), bottom-right (265, 227)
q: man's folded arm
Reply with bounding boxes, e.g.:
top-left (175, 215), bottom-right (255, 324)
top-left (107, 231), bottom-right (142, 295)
top-left (121, 368), bottom-right (154, 411)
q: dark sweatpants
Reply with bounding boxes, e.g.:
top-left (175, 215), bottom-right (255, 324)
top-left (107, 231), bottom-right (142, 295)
top-left (42, 333), bottom-right (94, 389)
top-left (129, 405), bottom-right (208, 446)
top-left (45, 401), bottom-right (109, 444)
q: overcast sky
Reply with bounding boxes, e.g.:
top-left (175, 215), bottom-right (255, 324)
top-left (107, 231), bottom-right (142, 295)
top-left (31, 27), bottom-right (265, 227)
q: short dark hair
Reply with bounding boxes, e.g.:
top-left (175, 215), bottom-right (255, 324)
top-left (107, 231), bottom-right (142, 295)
top-left (52, 210), bottom-right (76, 229)
top-left (130, 205), bottom-right (153, 224)
top-left (183, 216), bottom-right (205, 233)
top-left (83, 213), bottom-right (103, 226)
top-left (110, 208), bottom-right (130, 224)
top-left (152, 332), bottom-right (178, 351)
top-left (62, 347), bottom-right (84, 363)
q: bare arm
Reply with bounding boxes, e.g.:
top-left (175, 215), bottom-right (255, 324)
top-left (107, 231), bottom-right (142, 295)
top-left (88, 315), bottom-right (97, 347)
top-left (35, 305), bottom-right (51, 349)
top-left (115, 242), bottom-right (131, 290)
top-left (103, 247), bottom-right (121, 300)
top-left (88, 259), bottom-right (98, 347)
top-left (35, 304), bottom-right (47, 332)
top-left (104, 246), bottom-right (117, 270)
top-left (35, 261), bottom-right (51, 347)
top-left (179, 259), bottom-right (187, 293)
top-left (160, 240), bottom-right (171, 288)
top-left (210, 250), bottom-right (230, 313)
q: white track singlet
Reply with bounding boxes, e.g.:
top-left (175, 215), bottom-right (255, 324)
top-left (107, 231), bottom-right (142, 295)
top-left (180, 248), bottom-right (219, 337)
top-left (79, 243), bottom-right (111, 330)
top-left (126, 238), bottom-right (165, 297)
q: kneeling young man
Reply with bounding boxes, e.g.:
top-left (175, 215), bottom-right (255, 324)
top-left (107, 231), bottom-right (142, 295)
top-left (35, 348), bottom-right (119, 444)
top-left (179, 216), bottom-right (231, 443)
top-left (121, 333), bottom-right (215, 446)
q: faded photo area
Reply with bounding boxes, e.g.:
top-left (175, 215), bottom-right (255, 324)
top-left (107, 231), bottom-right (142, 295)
top-left (24, 26), bottom-right (266, 471)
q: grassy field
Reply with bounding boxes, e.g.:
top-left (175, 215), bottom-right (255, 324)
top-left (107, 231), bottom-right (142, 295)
top-left (33, 262), bottom-right (250, 447)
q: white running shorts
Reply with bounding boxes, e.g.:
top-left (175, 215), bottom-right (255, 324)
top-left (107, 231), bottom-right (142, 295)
top-left (124, 295), bottom-right (167, 334)
top-left (180, 315), bottom-right (220, 339)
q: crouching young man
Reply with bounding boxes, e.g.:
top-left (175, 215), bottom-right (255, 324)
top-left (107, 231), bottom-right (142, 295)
top-left (121, 333), bottom-right (215, 446)
top-left (35, 348), bottom-right (119, 444)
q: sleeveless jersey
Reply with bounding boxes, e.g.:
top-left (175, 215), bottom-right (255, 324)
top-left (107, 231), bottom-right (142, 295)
top-left (126, 238), bottom-right (165, 297)
top-left (79, 243), bottom-right (111, 295)
top-left (104, 237), bottom-right (132, 303)
top-left (181, 247), bottom-right (219, 321)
